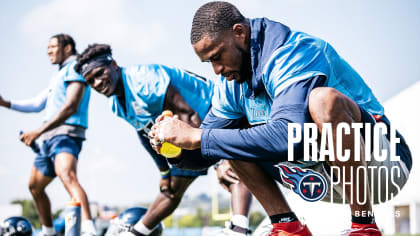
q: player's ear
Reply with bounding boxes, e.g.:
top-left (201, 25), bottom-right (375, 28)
top-left (232, 23), bottom-right (248, 49)
top-left (232, 24), bottom-right (246, 41)
top-left (64, 44), bottom-right (72, 56)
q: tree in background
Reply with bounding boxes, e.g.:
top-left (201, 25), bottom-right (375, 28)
top-left (178, 214), bottom-right (202, 228)
top-left (249, 211), bottom-right (265, 229)
top-left (53, 209), bottom-right (64, 219)
top-left (163, 214), bottom-right (173, 228)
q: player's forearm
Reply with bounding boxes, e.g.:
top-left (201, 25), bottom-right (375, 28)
top-left (190, 128), bottom-right (202, 149)
top-left (7, 88), bottom-right (49, 113)
top-left (37, 104), bottom-right (77, 134)
top-left (168, 127), bottom-right (202, 150)
top-left (201, 117), bottom-right (300, 162)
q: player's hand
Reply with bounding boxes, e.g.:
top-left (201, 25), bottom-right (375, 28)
top-left (216, 161), bottom-right (240, 192)
top-left (148, 124), bottom-right (162, 154)
top-left (149, 115), bottom-right (202, 151)
top-left (159, 176), bottom-right (175, 199)
top-left (19, 129), bottom-right (42, 147)
top-left (0, 95), bottom-right (10, 108)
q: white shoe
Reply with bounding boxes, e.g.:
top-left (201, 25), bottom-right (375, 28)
top-left (220, 221), bottom-right (251, 236)
top-left (119, 232), bottom-right (135, 236)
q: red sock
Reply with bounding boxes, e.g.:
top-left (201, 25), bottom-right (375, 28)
top-left (272, 221), bottom-right (303, 233)
top-left (351, 222), bottom-right (379, 229)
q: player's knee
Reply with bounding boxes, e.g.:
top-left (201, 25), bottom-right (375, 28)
top-left (57, 170), bottom-right (78, 187)
top-left (309, 87), bottom-right (359, 124)
top-left (172, 191), bottom-right (184, 201)
top-left (28, 182), bottom-right (43, 197)
top-left (170, 185), bottom-right (186, 200)
top-left (169, 180), bottom-right (191, 200)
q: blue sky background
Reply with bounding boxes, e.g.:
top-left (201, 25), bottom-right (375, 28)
top-left (0, 0), bottom-right (419, 211)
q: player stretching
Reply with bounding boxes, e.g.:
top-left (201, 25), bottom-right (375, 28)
top-left (0, 34), bottom-right (96, 236)
top-left (75, 44), bottom-right (253, 236)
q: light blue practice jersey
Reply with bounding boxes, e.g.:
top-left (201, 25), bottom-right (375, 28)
top-left (212, 30), bottom-right (384, 125)
top-left (110, 64), bottom-right (213, 130)
top-left (44, 59), bottom-right (90, 128)
top-left (200, 18), bottom-right (386, 163)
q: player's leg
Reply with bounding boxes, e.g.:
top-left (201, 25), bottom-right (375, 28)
top-left (214, 160), bottom-right (252, 234)
top-left (55, 152), bottom-right (92, 218)
top-left (53, 136), bottom-right (95, 235)
top-left (309, 88), bottom-right (371, 212)
top-left (226, 182), bottom-right (252, 235)
top-left (28, 167), bottom-right (54, 229)
top-left (132, 175), bottom-right (196, 235)
top-left (308, 87), bottom-right (379, 234)
top-left (229, 160), bottom-right (311, 235)
top-left (229, 160), bottom-right (290, 216)
top-left (230, 182), bottom-right (252, 216)
top-left (55, 152), bottom-right (96, 235)
top-left (309, 87), bottom-right (371, 214)
top-left (30, 146), bottom-right (58, 236)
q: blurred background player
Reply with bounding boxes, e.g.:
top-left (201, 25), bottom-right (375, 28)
top-left (74, 44), bottom-right (253, 236)
top-left (0, 34), bottom-right (96, 236)
top-left (105, 207), bottom-right (162, 236)
top-left (149, 2), bottom-right (412, 236)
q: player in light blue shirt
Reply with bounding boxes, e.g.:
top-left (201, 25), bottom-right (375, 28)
top-left (75, 44), bottom-right (253, 236)
top-left (150, 2), bottom-right (412, 236)
top-left (0, 34), bottom-right (96, 236)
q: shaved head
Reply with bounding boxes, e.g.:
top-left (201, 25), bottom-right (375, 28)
top-left (190, 1), bottom-right (245, 45)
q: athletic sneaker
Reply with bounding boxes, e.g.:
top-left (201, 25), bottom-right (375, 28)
top-left (340, 223), bottom-right (382, 236)
top-left (119, 226), bottom-right (145, 236)
top-left (220, 221), bottom-right (251, 235)
top-left (269, 221), bottom-right (312, 236)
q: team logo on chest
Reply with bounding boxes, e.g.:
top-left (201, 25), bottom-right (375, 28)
top-left (276, 164), bottom-right (327, 202)
top-left (246, 92), bottom-right (271, 124)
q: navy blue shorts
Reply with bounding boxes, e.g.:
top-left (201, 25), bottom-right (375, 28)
top-left (171, 165), bottom-right (207, 177)
top-left (34, 135), bottom-right (84, 178)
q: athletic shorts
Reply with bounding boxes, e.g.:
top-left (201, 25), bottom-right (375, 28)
top-left (171, 165), bottom-right (207, 177)
top-left (167, 148), bottom-right (217, 175)
top-left (34, 135), bottom-right (84, 178)
top-left (260, 106), bottom-right (412, 204)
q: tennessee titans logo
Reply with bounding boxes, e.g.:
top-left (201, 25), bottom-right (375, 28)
top-left (276, 164), bottom-right (327, 202)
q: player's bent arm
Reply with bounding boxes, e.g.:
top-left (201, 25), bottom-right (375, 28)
top-left (1, 88), bottom-right (49, 112)
top-left (201, 76), bottom-right (325, 162)
top-left (37, 82), bottom-right (85, 134)
top-left (164, 84), bottom-right (201, 128)
top-left (200, 110), bottom-right (245, 130)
